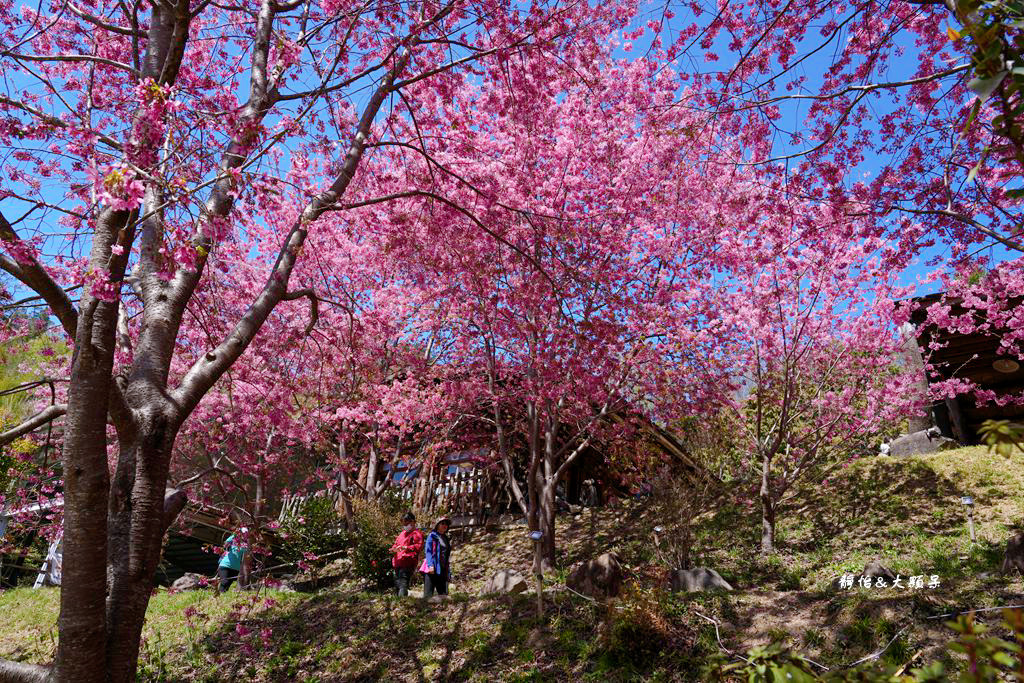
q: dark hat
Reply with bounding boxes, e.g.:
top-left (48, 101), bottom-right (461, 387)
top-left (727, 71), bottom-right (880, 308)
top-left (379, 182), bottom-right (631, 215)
top-left (402, 511), bottom-right (416, 523)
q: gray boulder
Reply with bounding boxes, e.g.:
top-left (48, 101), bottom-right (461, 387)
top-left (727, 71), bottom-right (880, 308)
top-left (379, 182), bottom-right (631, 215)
top-left (670, 567), bottom-right (733, 593)
top-left (1002, 532), bottom-right (1024, 575)
top-left (890, 428), bottom-right (956, 456)
top-left (862, 560), bottom-right (897, 581)
top-left (566, 552), bottom-right (623, 598)
top-left (170, 572), bottom-right (207, 591)
top-left (831, 560), bottom-right (898, 591)
top-left (482, 569), bottom-right (529, 595)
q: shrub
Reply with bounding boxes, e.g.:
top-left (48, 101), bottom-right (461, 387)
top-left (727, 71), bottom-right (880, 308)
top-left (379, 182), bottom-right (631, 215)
top-left (277, 495), bottom-right (347, 568)
top-left (348, 497), bottom-right (403, 588)
top-left (597, 586), bottom-right (691, 674)
top-left (650, 461), bottom-right (723, 570)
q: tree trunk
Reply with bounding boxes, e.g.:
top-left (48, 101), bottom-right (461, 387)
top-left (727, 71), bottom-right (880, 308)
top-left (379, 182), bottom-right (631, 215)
top-left (104, 419), bottom-right (179, 682)
top-left (52, 205), bottom-right (132, 681)
top-left (538, 481), bottom-right (557, 570)
top-left (53, 360), bottom-right (113, 682)
top-left (760, 452), bottom-right (776, 553)
top-left (336, 445), bottom-right (355, 531)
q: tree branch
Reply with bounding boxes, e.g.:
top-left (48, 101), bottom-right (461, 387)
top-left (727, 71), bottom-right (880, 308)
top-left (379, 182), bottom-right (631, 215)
top-left (0, 95), bottom-right (123, 151)
top-left (66, 0), bottom-right (145, 36)
top-left (1, 51), bottom-right (140, 75)
top-left (0, 209), bottom-right (79, 338)
top-left (0, 404), bottom-right (66, 447)
top-left (171, 48), bottom-right (411, 415)
top-left (283, 288), bottom-right (318, 336)
top-left (0, 658), bottom-right (50, 683)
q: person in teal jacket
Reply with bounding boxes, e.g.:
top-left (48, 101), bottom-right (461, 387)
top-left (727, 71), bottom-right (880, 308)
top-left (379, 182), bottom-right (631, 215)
top-left (216, 528), bottom-right (250, 594)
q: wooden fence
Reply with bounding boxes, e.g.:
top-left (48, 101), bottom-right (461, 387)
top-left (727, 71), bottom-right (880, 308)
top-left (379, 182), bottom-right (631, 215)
top-left (277, 464), bottom-right (505, 528)
top-left (398, 465), bottom-right (497, 519)
top-left (277, 490), bottom-right (345, 522)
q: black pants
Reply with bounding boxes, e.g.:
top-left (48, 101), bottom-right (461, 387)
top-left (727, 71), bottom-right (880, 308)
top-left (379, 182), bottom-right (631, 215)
top-left (423, 572), bottom-right (448, 598)
top-left (395, 567), bottom-right (413, 596)
top-left (217, 566), bottom-right (239, 592)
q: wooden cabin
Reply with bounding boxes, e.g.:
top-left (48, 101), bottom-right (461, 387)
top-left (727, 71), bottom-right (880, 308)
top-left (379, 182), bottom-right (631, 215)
top-left (380, 411), bottom-right (710, 523)
top-left (910, 292), bottom-right (1024, 442)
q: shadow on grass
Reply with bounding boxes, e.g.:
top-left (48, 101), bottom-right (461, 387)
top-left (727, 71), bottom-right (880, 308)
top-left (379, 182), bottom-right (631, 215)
top-left (789, 459), bottom-right (964, 540)
top-left (190, 588), bottom-right (475, 682)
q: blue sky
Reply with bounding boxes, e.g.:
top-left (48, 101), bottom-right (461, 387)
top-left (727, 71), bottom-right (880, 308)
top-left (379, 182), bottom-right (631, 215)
top-left (1, 0), bottom-right (1013, 310)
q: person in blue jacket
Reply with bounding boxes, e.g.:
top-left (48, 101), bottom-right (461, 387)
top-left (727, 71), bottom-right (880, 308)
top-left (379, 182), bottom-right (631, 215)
top-left (421, 516), bottom-right (452, 599)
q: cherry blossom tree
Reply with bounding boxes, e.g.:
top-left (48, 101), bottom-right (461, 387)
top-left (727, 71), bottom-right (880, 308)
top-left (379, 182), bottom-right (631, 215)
top-left (699, 198), bottom-right (920, 552)
top-left (0, 0), bottom-right (637, 678)
top-left (347, 52), bottom-right (741, 568)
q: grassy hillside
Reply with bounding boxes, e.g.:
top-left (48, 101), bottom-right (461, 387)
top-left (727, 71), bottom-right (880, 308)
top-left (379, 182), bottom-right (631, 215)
top-left (1, 447), bottom-right (1022, 681)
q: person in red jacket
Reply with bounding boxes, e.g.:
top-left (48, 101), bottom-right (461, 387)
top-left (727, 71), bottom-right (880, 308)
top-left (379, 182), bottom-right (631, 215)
top-left (390, 511), bottom-right (424, 596)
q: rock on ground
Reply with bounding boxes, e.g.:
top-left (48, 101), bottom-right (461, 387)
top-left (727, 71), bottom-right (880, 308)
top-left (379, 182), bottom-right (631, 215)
top-left (1002, 532), bottom-right (1024, 575)
top-left (861, 560), bottom-right (897, 581)
top-left (482, 569), bottom-right (529, 595)
top-left (170, 573), bottom-right (207, 591)
top-left (669, 567), bottom-right (733, 593)
top-left (889, 428), bottom-right (957, 456)
top-left (565, 552), bottom-right (623, 598)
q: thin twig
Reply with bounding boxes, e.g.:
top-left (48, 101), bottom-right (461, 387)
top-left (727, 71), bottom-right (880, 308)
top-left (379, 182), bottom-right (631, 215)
top-left (844, 625), bottom-right (910, 668)
top-left (926, 604), bottom-right (1024, 620)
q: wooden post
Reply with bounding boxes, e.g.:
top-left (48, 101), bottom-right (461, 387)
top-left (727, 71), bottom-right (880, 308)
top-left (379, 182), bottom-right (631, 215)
top-left (945, 397), bottom-right (971, 444)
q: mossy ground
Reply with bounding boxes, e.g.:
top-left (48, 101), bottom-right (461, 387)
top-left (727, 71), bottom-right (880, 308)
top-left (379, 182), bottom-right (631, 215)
top-left (1, 447), bottom-right (1022, 681)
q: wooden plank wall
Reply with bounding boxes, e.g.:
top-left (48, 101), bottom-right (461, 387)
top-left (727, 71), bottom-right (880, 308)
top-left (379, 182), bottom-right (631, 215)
top-left (400, 466), bottom-right (493, 519)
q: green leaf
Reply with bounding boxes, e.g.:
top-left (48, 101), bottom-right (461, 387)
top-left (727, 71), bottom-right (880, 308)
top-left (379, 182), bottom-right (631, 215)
top-left (963, 99), bottom-right (983, 136)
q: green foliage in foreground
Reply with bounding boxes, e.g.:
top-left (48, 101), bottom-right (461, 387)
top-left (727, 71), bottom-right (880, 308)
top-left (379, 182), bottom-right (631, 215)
top-left (348, 495), bottom-right (405, 588)
top-left (707, 609), bottom-right (1024, 682)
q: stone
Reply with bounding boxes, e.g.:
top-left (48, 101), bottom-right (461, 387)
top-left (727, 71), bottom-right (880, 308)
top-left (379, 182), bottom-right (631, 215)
top-left (889, 428), bottom-right (957, 457)
top-left (830, 560), bottom-right (898, 591)
top-left (482, 569), bottom-right (529, 595)
top-left (669, 567), bottom-right (733, 593)
top-left (862, 560), bottom-right (897, 581)
top-left (565, 552), bottom-right (623, 598)
top-left (1001, 532), bottom-right (1024, 575)
top-left (170, 572), bottom-right (207, 591)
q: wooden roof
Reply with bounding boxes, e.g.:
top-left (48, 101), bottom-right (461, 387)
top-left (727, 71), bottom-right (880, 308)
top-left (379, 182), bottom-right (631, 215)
top-left (605, 411), bottom-right (714, 482)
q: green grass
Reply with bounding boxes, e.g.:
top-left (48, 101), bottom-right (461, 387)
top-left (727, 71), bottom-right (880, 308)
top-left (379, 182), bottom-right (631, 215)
top-left (0, 585), bottom-right (305, 678)
top-left (688, 447), bottom-right (1022, 592)
top-left (1, 445), bottom-right (1022, 680)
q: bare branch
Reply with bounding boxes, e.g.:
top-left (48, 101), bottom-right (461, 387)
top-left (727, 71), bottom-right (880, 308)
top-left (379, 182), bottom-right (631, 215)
top-left (0, 209), bottom-right (79, 338)
top-left (283, 288), bottom-right (319, 336)
top-left (0, 404), bottom-right (67, 447)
